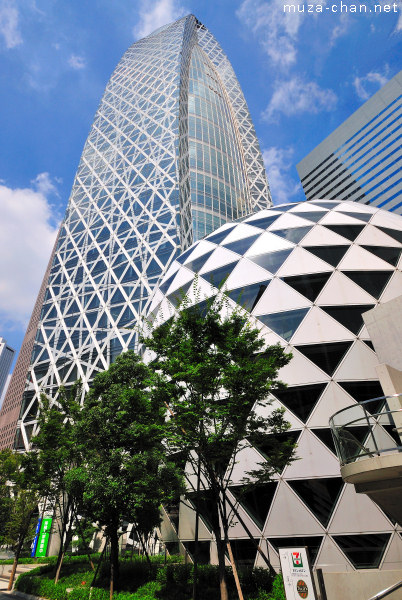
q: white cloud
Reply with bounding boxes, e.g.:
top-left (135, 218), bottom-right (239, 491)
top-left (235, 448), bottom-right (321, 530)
top-left (68, 54), bottom-right (86, 70)
top-left (0, 0), bottom-right (22, 49)
top-left (263, 146), bottom-right (301, 205)
top-left (353, 68), bottom-right (389, 101)
top-left (263, 77), bottom-right (337, 122)
top-left (237, 0), bottom-right (323, 66)
top-left (330, 13), bottom-right (349, 46)
top-left (133, 0), bottom-right (187, 40)
top-left (0, 175), bottom-right (59, 331)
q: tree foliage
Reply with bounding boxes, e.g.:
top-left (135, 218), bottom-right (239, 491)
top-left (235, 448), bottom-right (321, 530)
top-left (142, 295), bottom-right (296, 600)
top-left (66, 351), bottom-right (184, 597)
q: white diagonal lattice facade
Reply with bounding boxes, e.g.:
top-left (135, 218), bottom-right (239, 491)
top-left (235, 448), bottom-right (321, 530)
top-left (13, 15), bottom-right (271, 449)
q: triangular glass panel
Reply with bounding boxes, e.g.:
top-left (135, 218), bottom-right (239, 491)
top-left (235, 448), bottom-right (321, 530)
top-left (248, 249), bottom-right (292, 274)
top-left (272, 203), bottom-right (296, 212)
top-left (258, 308), bottom-right (309, 342)
top-left (281, 272), bottom-right (331, 302)
top-left (342, 271), bottom-right (393, 299)
top-left (185, 250), bottom-right (215, 273)
top-left (333, 533), bottom-right (390, 569)
top-left (303, 245), bottom-right (349, 267)
top-left (324, 224), bottom-right (365, 241)
top-left (273, 383), bottom-right (327, 422)
top-left (176, 245), bottom-right (197, 265)
top-left (311, 201), bottom-right (340, 209)
top-left (289, 212), bottom-right (324, 223)
top-left (338, 211), bottom-right (372, 223)
top-left (338, 381), bottom-right (383, 404)
top-left (187, 490), bottom-right (219, 533)
top-left (363, 340), bottom-right (375, 351)
top-left (182, 541), bottom-right (210, 565)
top-left (247, 215), bottom-right (281, 230)
top-left (222, 234), bottom-right (261, 256)
top-left (270, 226), bottom-right (312, 244)
top-left (226, 539), bottom-right (257, 567)
top-left (202, 261), bottom-right (238, 288)
top-left (288, 477), bottom-right (344, 527)
top-left (361, 245), bottom-right (402, 267)
top-left (378, 226), bottom-right (402, 244)
top-left (227, 281), bottom-right (269, 312)
top-left (321, 305), bottom-right (375, 334)
top-left (205, 225), bottom-right (236, 245)
top-left (252, 430), bottom-right (301, 462)
top-left (110, 289), bottom-right (126, 305)
top-left (295, 342), bottom-right (352, 376)
top-left (311, 429), bottom-right (337, 454)
top-left (268, 536), bottom-right (323, 564)
top-left (167, 280), bottom-right (192, 308)
top-left (230, 483), bottom-right (278, 530)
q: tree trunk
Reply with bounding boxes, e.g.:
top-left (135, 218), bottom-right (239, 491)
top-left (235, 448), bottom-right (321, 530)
top-left (216, 536), bottom-right (229, 600)
top-left (109, 528), bottom-right (120, 600)
top-left (8, 536), bottom-right (24, 591)
top-left (54, 496), bottom-right (71, 580)
top-left (55, 512), bottom-right (75, 584)
top-left (192, 456), bottom-right (201, 600)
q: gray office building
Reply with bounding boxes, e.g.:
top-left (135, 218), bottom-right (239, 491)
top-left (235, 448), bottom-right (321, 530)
top-left (297, 70), bottom-right (402, 215)
top-left (0, 338), bottom-right (14, 406)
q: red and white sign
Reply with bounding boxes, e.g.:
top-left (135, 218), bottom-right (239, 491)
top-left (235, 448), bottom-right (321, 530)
top-left (279, 547), bottom-right (317, 600)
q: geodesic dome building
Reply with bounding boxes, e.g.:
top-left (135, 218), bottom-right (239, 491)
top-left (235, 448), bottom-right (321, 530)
top-left (149, 199), bottom-right (402, 574)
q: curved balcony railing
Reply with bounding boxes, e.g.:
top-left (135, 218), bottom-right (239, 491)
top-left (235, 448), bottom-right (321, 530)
top-left (329, 394), bottom-right (402, 466)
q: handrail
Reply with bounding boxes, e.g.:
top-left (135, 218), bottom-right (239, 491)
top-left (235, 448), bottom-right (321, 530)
top-left (330, 393), bottom-right (401, 421)
top-left (367, 578), bottom-right (402, 600)
top-left (329, 394), bottom-right (402, 465)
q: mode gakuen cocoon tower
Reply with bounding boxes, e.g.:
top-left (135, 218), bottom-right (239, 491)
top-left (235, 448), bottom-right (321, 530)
top-left (0, 15), bottom-right (270, 450)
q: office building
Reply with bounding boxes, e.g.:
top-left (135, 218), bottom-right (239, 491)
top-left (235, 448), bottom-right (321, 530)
top-left (297, 71), bottom-right (402, 215)
top-left (0, 14), bottom-right (270, 450)
top-left (152, 199), bottom-right (402, 598)
top-left (0, 338), bottom-right (14, 405)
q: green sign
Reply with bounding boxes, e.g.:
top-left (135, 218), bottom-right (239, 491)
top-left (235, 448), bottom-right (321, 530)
top-left (35, 517), bottom-right (52, 557)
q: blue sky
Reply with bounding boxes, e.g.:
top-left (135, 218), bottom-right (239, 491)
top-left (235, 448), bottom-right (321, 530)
top-left (0, 0), bottom-right (401, 366)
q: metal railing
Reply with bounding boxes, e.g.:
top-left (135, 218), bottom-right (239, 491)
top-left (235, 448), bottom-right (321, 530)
top-left (329, 394), bottom-right (402, 466)
top-left (367, 578), bottom-right (402, 600)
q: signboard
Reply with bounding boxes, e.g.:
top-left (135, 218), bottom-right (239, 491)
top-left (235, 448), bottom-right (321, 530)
top-left (279, 547), bottom-right (317, 600)
top-left (30, 518), bottom-right (42, 558)
top-left (35, 517), bottom-right (53, 557)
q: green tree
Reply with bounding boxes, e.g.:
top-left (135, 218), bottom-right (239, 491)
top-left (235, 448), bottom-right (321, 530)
top-left (24, 384), bottom-right (92, 582)
top-left (142, 295), bottom-right (296, 600)
top-left (66, 351), bottom-right (183, 600)
top-left (0, 449), bottom-right (39, 590)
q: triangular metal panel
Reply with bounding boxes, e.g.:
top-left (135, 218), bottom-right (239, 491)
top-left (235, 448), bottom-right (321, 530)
top-left (253, 278), bottom-right (312, 316)
top-left (221, 223), bottom-right (263, 244)
top-left (334, 339), bottom-right (380, 380)
top-left (370, 211), bottom-right (402, 232)
top-left (316, 271), bottom-right (377, 305)
top-left (278, 348), bottom-right (330, 386)
top-left (329, 483), bottom-right (393, 534)
top-left (268, 213), bottom-right (315, 230)
top-left (283, 430), bottom-right (341, 479)
top-left (263, 481), bottom-right (325, 536)
top-left (339, 245), bottom-right (393, 271)
top-left (244, 231), bottom-right (294, 257)
top-left (291, 306), bottom-right (355, 345)
top-left (381, 532), bottom-right (402, 569)
top-left (319, 211), bottom-right (369, 226)
top-left (315, 535), bottom-right (353, 570)
top-left (299, 224), bottom-right (352, 247)
top-left (225, 258), bottom-right (272, 290)
top-left (355, 224), bottom-right (402, 247)
top-left (199, 246), bottom-right (240, 274)
top-left (307, 381), bottom-right (358, 428)
top-left (276, 247), bottom-right (334, 278)
top-left (380, 270), bottom-right (402, 303)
